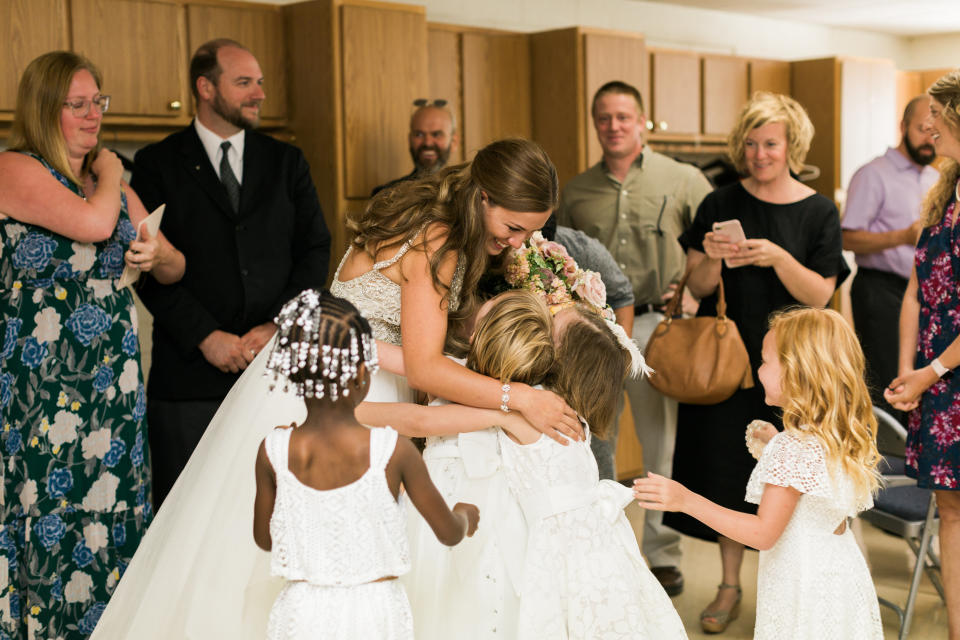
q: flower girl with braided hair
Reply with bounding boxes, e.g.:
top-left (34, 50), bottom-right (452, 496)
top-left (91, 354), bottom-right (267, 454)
top-left (634, 307), bottom-right (883, 639)
top-left (252, 290), bottom-right (478, 640)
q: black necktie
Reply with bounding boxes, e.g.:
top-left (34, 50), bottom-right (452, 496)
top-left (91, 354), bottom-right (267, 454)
top-left (220, 140), bottom-right (240, 213)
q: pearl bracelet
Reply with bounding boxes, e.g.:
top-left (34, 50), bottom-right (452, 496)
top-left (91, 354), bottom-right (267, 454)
top-left (931, 357), bottom-right (950, 378)
top-left (500, 383), bottom-right (511, 413)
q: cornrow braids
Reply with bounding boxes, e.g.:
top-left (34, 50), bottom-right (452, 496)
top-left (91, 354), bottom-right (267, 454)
top-left (265, 290), bottom-right (379, 401)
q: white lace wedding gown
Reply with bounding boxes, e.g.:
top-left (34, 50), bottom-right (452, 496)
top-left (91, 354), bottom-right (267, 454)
top-left (745, 430), bottom-right (882, 639)
top-left (91, 242), bottom-right (434, 640)
top-left (497, 429), bottom-right (688, 640)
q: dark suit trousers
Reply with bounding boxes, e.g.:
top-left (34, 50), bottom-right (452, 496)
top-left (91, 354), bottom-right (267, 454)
top-left (148, 398), bottom-right (222, 508)
top-left (851, 267), bottom-right (909, 441)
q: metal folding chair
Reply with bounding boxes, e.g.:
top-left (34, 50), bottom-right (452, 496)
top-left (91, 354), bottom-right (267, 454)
top-left (861, 407), bottom-right (944, 639)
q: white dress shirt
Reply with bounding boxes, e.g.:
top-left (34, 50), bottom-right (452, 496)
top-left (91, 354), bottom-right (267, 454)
top-left (194, 118), bottom-right (245, 184)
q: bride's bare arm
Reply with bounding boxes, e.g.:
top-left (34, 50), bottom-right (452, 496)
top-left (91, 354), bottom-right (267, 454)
top-left (356, 401), bottom-right (544, 442)
top-left (399, 228), bottom-right (582, 441)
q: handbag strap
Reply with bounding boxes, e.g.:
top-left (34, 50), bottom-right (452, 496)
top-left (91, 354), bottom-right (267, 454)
top-left (665, 268), bottom-right (727, 321)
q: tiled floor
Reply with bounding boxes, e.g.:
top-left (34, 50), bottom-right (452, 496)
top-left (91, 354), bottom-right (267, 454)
top-left (624, 503), bottom-right (949, 639)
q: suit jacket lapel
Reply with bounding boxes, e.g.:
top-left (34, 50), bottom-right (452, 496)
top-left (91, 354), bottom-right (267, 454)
top-left (239, 132), bottom-right (266, 218)
top-left (179, 126), bottom-right (238, 219)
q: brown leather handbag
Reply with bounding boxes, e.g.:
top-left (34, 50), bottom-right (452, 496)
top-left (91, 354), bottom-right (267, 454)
top-left (643, 271), bottom-right (754, 404)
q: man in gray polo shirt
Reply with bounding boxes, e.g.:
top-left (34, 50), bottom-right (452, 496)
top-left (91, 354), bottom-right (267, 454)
top-left (557, 80), bottom-right (712, 595)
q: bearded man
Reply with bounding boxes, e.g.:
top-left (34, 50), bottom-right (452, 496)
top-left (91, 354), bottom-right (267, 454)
top-left (371, 100), bottom-right (459, 197)
top-left (131, 39), bottom-right (331, 507)
top-left (842, 95), bottom-right (939, 426)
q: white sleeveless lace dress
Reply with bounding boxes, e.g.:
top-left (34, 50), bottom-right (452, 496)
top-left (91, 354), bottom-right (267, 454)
top-left (90, 238), bottom-right (460, 640)
top-left (403, 389), bottom-right (527, 639)
top-left (745, 431), bottom-right (882, 639)
top-left (497, 429), bottom-right (688, 640)
top-left (264, 426), bottom-right (412, 639)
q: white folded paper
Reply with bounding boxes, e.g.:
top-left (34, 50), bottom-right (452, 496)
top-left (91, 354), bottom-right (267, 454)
top-left (117, 204), bottom-right (165, 288)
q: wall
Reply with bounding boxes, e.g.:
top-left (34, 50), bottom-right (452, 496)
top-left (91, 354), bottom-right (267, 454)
top-left (901, 32), bottom-right (960, 70)
top-left (250, 0), bottom-right (910, 65)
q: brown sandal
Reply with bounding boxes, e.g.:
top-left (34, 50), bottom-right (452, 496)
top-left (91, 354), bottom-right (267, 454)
top-left (700, 583), bottom-right (742, 634)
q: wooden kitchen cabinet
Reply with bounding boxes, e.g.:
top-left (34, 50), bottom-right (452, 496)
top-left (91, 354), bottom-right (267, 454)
top-left (749, 59), bottom-right (791, 96)
top-left (71, 0), bottom-right (189, 120)
top-left (530, 27), bottom-right (646, 186)
top-left (701, 55), bottom-right (749, 136)
top-left (341, 3), bottom-right (428, 198)
top-left (792, 57), bottom-right (896, 203)
top-left (461, 32), bottom-right (532, 155)
top-left (187, 3), bottom-right (288, 122)
top-left (0, 0), bottom-right (70, 113)
top-left (649, 49), bottom-right (701, 136)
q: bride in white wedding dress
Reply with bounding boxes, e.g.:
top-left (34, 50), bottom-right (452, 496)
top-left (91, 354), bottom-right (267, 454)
top-left (91, 138), bottom-right (579, 639)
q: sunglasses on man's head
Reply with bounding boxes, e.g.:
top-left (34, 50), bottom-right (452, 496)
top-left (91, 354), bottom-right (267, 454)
top-left (413, 98), bottom-right (448, 108)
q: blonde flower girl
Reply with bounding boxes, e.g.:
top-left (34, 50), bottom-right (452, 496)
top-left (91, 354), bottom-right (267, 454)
top-left (635, 307), bottom-right (883, 639)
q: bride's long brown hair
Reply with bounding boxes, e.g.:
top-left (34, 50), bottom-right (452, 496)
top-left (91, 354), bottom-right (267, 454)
top-left (347, 138), bottom-right (558, 355)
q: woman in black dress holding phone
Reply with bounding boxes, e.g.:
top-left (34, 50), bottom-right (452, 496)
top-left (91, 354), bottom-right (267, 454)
top-left (665, 92), bottom-right (849, 633)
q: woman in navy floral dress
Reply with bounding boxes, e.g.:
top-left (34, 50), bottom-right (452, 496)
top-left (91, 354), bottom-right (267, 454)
top-left (886, 71), bottom-right (960, 640)
top-left (0, 52), bottom-right (184, 639)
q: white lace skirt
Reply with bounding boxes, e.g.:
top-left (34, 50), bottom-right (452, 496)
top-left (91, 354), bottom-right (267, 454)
top-left (267, 580), bottom-right (413, 640)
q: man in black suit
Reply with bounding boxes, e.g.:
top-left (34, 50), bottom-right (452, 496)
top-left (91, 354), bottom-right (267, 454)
top-left (132, 39), bottom-right (330, 507)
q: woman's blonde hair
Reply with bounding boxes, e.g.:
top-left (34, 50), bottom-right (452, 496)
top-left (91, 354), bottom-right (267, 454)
top-left (922, 71), bottom-right (960, 226)
top-left (7, 51), bottom-right (103, 187)
top-left (349, 138), bottom-right (558, 356)
top-left (727, 92), bottom-right (815, 175)
top-left (549, 306), bottom-right (629, 439)
top-left (467, 290), bottom-right (554, 388)
top-left (768, 307), bottom-right (881, 502)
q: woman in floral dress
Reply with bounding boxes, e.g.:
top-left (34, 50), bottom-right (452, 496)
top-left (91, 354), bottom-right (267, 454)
top-left (0, 52), bottom-right (184, 639)
top-left (886, 70), bottom-right (960, 640)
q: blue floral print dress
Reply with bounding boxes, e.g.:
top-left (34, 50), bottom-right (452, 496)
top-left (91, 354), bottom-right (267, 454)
top-left (907, 188), bottom-right (960, 490)
top-left (0, 154), bottom-right (151, 639)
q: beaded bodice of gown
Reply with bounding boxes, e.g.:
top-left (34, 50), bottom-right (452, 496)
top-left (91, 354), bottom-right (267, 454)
top-left (264, 426), bottom-right (411, 586)
top-left (330, 238), bottom-right (466, 346)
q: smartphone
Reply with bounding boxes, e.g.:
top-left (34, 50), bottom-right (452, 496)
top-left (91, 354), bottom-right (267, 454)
top-left (712, 219), bottom-right (747, 268)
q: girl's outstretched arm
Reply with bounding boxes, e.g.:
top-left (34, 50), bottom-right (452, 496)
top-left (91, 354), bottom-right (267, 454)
top-left (357, 401), bottom-right (557, 444)
top-left (252, 440), bottom-right (277, 551)
top-left (633, 473), bottom-right (800, 551)
top-left (387, 437), bottom-right (479, 546)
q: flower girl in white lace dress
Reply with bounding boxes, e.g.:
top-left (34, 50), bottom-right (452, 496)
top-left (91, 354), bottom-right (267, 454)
top-left (635, 307), bottom-right (884, 639)
top-left (251, 290), bottom-right (479, 640)
top-left (477, 301), bottom-right (688, 640)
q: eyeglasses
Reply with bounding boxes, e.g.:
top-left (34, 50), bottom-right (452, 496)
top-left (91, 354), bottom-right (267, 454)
top-left (413, 98), bottom-right (448, 108)
top-left (63, 95), bottom-right (111, 117)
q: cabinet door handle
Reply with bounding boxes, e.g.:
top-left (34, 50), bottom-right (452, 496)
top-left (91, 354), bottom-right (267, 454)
top-left (168, 100), bottom-right (182, 111)
top-left (658, 120), bottom-right (668, 131)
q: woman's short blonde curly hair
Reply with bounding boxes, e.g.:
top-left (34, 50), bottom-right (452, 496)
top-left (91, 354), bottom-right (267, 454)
top-left (727, 92), bottom-right (815, 176)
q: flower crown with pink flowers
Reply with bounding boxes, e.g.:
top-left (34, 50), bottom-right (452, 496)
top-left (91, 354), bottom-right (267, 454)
top-left (504, 232), bottom-right (650, 378)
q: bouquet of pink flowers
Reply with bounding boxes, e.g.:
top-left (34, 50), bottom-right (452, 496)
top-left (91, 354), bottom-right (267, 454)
top-left (504, 232), bottom-right (615, 321)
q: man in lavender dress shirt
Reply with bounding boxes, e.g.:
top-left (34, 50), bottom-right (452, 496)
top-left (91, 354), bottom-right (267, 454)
top-left (842, 95), bottom-right (939, 423)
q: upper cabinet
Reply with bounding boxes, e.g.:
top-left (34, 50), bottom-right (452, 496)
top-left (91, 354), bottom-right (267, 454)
top-left (186, 3), bottom-right (288, 122)
top-left (0, 0), bottom-right (70, 113)
top-left (701, 55), bottom-right (749, 137)
top-left (792, 57), bottom-right (896, 203)
top-left (72, 0), bottom-right (189, 120)
top-left (462, 32), bottom-right (532, 155)
top-left (530, 27), bottom-right (646, 186)
top-left (340, 3), bottom-right (428, 198)
top-left (749, 59), bottom-right (791, 95)
top-left (649, 49), bottom-right (701, 136)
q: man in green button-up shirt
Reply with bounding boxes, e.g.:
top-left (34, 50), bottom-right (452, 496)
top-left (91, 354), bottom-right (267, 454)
top-left (557, 80), bottom-right (712, 596)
